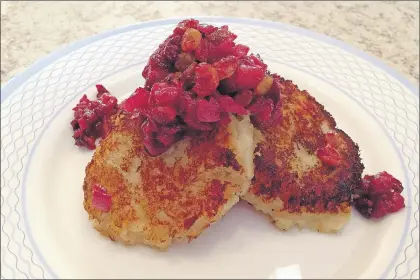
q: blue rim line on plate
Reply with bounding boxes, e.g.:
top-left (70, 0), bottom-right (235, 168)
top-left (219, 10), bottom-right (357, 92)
top-left (0, 16), bottom-right (416, 278)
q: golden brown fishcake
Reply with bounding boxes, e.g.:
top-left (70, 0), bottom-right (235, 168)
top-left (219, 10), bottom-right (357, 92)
top-left (242, 77), bottom-right (364, 233)
top-left (83, 112), bottom-right (254, 249)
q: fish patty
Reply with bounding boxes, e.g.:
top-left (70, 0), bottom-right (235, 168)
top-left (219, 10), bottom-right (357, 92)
top-left (83, 112), bottom-right (254, 249)
top-left (242, 76), bottom-right (364, 233)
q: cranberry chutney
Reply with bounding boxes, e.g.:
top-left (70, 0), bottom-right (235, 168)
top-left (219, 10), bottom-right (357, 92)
top-left (71, 19), bottom-right (405, 219)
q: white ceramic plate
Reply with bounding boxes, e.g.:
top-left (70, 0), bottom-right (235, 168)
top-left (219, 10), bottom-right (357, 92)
top-left (1, 17), bottom-right (419, 279)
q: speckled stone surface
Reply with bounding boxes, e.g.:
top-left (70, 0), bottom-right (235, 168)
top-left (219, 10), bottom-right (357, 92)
top-left (1, 1), bottom-right (419, 85)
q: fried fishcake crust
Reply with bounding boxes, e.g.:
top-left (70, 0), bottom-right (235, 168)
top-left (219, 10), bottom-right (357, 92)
top-left (83, 112), bottom-right (254, 249)
top-left (243, 76), bottom-right (364, 233)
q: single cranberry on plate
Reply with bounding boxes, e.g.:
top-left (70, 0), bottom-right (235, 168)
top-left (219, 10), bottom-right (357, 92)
top-left (197, 98), bottom-right (221, 123)
top-left (316, 144), bottom-right (342, 167)
top-left (150, 106), bottom-right (177, 125)
top-left (120, 87), bottom-right (150, 112)
top-left (248, 97), bottom-right (274, 126)
top-left (192, 63), bottom-right (220, 97)
top-left (219, 55), bottom-right (266, 93)
top-left (215, 94), bottom-right (248, 115)
top-left (149, 82), bottom-right (182, 107)
top-left (92, 184), bottom-right (112, 212)
top-left (316, 132), bottom-right (342, 167)
top-left (234, 89), bottom-right (254, 107)
top-left (212, 55), bottom-right (239, 80)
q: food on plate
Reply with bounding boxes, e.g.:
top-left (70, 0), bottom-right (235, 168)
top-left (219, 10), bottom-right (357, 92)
top-left (140, 19), bottom-right (365, 232)
top-left (242, 77), bottom-right (364, 233)
top-left (118, 73), bottom-right (251, 157)
top-left (74, 18), bottom-right (406, 247)
top-left (353, 171), bottom-right (405, 219)
top-left (82, 110), bottom-right (254, 249)
top-left (71, 85), bottom-right (118, 150)
top-left (139, 19), bottom-right (280, 157)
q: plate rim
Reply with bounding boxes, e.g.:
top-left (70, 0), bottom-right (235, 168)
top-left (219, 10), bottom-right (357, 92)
top-left (20, 58), bottom-right (414, 280)
top-left (1, 16), bottom-right (419, 279)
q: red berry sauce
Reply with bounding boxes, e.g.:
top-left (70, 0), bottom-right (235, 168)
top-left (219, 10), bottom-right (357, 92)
top-left (316, 132), bottom-right (343, 167)
top-left (71, 85), bottom-right (118, 150)
top-left (353, 171), bottom-right (405, 219)
top-left (129, 19), bottom-right (283, 156)
top-left (74, 19), bottom-right (406, 221)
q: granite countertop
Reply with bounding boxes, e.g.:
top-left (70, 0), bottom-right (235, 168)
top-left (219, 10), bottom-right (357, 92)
top-left (1, 1), bottom-right (419, 86)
